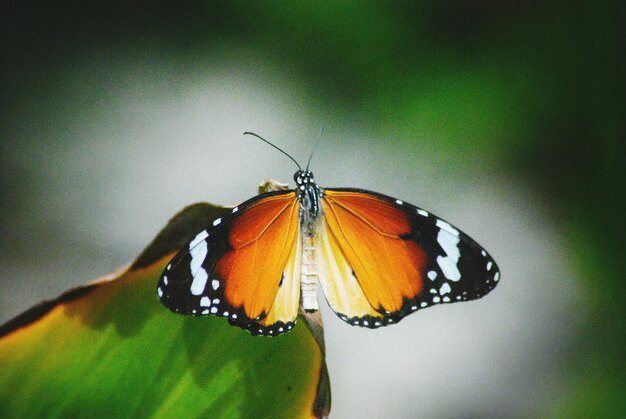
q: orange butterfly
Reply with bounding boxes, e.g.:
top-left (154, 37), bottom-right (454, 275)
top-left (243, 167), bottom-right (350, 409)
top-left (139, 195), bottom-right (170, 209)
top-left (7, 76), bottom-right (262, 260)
top-left (157, 133), bottom-right (500, 336)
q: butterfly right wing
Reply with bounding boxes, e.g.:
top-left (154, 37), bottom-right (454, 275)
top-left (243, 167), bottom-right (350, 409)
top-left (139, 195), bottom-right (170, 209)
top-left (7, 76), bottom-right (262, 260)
top-left (157, 190), bottom-right (301, 336)
top-left (316, 188), bottom-right (500, 328)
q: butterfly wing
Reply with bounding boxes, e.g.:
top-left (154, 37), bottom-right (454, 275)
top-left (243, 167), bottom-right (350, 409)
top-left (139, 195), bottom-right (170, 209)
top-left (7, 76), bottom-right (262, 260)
top-left (157, 190), bottom-right (302, 336)
top-left (318, 188), bottom-right (500, 328)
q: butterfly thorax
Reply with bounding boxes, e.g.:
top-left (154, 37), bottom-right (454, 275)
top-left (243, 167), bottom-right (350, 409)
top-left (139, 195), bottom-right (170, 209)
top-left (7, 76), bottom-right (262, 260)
top-left (294, 170), bottom-right (321, 220)
top-left (294, 170), bottom-right (322, 312)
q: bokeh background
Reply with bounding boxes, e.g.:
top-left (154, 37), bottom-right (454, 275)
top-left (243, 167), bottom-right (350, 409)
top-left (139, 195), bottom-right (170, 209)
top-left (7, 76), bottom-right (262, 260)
top-left (1, 2), bottom-right (623, 417)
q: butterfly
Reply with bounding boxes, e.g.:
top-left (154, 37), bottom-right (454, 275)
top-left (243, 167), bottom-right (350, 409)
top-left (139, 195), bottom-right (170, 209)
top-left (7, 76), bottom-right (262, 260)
top-left (157, 133), bottom-right (500, 336)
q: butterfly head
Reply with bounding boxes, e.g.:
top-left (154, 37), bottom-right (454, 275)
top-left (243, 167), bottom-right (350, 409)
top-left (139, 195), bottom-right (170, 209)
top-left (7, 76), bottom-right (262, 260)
top-left (294, 170), bottom-right (315, 186)
top-left (294, 170), bottom-right (320, 217)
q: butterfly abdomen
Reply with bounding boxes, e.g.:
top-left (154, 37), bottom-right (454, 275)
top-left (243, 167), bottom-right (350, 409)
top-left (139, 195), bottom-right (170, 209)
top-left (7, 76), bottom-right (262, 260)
top-left (301, 233), bottom-right (321, 312)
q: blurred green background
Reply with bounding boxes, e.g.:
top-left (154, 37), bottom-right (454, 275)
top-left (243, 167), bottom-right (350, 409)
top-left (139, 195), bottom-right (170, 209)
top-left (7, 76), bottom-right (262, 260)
top-left (1, 1), bottom-right (623, 417)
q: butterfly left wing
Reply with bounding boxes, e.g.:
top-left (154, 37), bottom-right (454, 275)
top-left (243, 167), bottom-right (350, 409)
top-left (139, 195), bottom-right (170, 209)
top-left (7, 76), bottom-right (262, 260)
top-left (317, 188), bottom-right (500, 328)
top-left (158, 190), bottom-right (302, 336)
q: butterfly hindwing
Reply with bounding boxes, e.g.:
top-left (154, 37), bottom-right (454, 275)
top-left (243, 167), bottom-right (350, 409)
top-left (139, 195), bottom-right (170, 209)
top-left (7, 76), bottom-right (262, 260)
top-left (315, 221), bottom-right (390, 327)
top-left (157, 190), bottom-right (301, 336)
top-left (319, 188), bottom-right (499, 328)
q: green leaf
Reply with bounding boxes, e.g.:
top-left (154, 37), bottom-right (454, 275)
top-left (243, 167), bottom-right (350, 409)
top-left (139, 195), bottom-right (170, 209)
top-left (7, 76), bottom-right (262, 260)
top-left (0, 203), bottom-right (330, 419)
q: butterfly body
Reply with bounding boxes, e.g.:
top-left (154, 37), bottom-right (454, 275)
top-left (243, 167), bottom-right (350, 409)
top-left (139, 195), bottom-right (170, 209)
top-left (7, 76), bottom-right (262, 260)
top-left (295, 170), bottom-right (322, 219)
top-left (294, 170), bottom-right (323, 312)
top-left (158, 169), bottom-right (500, 336)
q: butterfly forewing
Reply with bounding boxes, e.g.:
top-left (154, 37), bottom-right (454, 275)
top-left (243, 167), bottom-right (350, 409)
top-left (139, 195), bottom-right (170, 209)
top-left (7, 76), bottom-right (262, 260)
top-left (157, 190), bottom-right (301, 336)
top-left (318, 188), bottom-right (500, 328)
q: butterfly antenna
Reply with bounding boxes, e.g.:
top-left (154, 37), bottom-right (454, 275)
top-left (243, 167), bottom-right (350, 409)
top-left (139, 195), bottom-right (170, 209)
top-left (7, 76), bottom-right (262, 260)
top-left (243, 132), bottom-right (302, 171)
top-left (305, 126), bottom-right (324, 171)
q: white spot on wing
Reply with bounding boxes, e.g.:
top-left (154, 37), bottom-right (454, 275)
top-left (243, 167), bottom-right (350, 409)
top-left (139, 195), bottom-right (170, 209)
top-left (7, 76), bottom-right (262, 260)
top-left (439, 283), bottom-right (452, 295)
top-left (433, 296), bottom-right (441, 303)
top-left (189, 230), bottom-right (209, 249)
top-left (417, 209), bottom-right (429, 217)
top-left (189, 238), bottom-right (209, 295)
top-left (232, 206), bottom-right (238, 213)
top-left (436, 228), bottom-right (461, 282)
top-left (189, 243), bottom-right (207, 274)
top-left (212, 218), bottom-right (222, 226)
top-left (212, 279), bottom-right (219, 290)
top-left (487, 261), bottom-right (493, 271)
top-left (200, 296), bottom-right (211, 307)
top-left (190, 270), bottom-right (208, 296)
top-left (157, 287), bottom-right (163, 298)
top-left (210, 307), bottom-right (218, 314)
top-left (163, 276), bottom-right (168, 286)
top-left (395, 199), bottom-right (403, 205)
top-left (427, 270), bottom-right (437, 280)
top-left (436, 219), bottom-right (460, 236)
